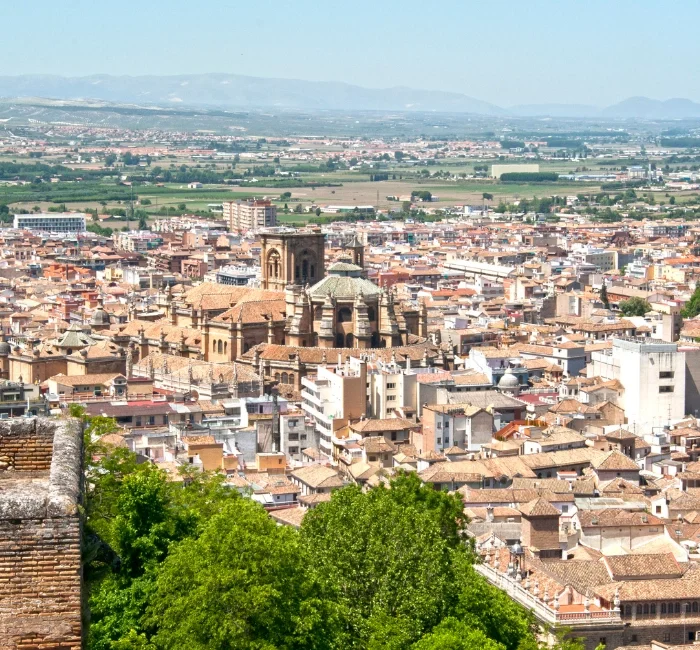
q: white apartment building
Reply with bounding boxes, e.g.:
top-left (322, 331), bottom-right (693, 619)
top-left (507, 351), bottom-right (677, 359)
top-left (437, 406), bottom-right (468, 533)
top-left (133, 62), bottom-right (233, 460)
top-left (301, 361), bottom-right (366, 458)
top-left (279, 411), bottom-right (317, 463)
top-left (13, 212), bottom-right (86, 233)
top-left (590, 338), bottom-right (686, 434)
top-left (570, 245), bottom-right (617, 272)
top-left (223, 200), bottom-right (277, 232)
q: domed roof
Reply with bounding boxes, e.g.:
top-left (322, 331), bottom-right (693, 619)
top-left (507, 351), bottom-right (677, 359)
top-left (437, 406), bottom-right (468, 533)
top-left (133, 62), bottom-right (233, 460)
top-left (0, 340), bottom-right (9, 356)
top-left (498, 368), bottom-right (520, 389)
top-left (308, 274), bottom-right (382, 300)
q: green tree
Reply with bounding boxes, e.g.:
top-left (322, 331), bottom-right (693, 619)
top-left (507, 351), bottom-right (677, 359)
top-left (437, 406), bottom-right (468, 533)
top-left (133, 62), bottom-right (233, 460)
top-left (411, 618), bottom-right (504, 650)
top-left (682, 285), bottom-right (700, 318)
top-left (147, 499), bottom-right (321, 650)
top-left (619, 296), bottom-right (651, 317)
top-left (600, 283), bottom-right (610, 309)
top-left (300, 473), bottom-right (468, 648)
top-left (294, 203), bottom-right (303, 214)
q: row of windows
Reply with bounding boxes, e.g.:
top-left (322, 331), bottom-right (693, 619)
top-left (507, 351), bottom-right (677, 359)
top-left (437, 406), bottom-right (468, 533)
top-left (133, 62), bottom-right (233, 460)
top-left (623, 601), bottom-right (700, 617)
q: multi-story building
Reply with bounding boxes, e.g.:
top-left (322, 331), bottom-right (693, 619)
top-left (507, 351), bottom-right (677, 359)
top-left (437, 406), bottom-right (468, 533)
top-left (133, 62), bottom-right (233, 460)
top-left (224, 200), bottom-right (277, 232)
top-left (301, 360), bottom-right (366, 458)
top-left (590, 338), bottom-right (686, 434)
top-left (13, 212), bottom-right (86, 233)
top-left (214, 265), bottom-right (260, 286)
top-left (113, 231), bottom-right (164, 252)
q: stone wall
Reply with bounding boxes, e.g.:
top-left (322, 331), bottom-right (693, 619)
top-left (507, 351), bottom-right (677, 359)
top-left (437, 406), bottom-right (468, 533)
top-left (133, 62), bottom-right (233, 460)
top-left (0, 418), bottom-right (54, 472)
top-left (0, 418), bottom-right (83, 650)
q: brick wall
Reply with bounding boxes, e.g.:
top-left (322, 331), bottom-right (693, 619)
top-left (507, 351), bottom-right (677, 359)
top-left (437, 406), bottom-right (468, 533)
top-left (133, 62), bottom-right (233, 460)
top-left (522, 515), bottom-right (560, 552)
top-left (0, 419), bottom-right (53, 472)
top-left (0, 418), bottom-right (83, 650)
top-left (0, 518), bottom-right (82, 649)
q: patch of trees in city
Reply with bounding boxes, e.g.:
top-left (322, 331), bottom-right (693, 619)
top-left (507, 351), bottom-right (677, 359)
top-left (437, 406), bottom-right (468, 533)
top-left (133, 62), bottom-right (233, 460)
top-left (76, 405), bottom-right (579, 650)
top-left (499, 172), bottom-right (559, 183)
top-left (660, 137), bottom-right (700, 148)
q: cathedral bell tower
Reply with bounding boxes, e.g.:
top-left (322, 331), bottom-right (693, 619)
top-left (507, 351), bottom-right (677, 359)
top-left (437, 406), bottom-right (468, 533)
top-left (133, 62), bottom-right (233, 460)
top-left (260, 229), bottom-right (326, 291)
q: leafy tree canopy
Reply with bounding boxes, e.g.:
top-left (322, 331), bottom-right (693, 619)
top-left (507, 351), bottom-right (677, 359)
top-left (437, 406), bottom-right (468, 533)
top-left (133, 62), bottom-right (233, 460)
top-left (619, 296), bottom-right (651, 317)
top-left (80, 409), bottom-right (573, 650)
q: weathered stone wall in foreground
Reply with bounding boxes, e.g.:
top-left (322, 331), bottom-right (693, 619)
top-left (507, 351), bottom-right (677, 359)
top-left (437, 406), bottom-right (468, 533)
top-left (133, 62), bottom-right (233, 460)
top-left (0, 418), bottom-right (83, 650)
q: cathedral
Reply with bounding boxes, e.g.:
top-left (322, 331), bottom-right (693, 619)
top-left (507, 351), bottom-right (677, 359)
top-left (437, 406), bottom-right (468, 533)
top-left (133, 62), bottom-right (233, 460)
top-left (112, 227), bottom-right (439, 390)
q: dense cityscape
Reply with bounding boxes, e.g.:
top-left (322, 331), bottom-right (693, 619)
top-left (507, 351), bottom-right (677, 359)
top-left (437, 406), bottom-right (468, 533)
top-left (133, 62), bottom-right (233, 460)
top-left (5, 3), bottom-right (700, 650)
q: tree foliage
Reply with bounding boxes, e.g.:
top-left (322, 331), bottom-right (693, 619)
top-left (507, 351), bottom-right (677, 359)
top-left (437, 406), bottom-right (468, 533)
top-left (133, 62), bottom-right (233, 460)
top-left (682, 285), bottom-right (700, 318)
top-left (82, 416), bottom-right (555, 650)
top-left (619, 296), bottom-right (651, 317)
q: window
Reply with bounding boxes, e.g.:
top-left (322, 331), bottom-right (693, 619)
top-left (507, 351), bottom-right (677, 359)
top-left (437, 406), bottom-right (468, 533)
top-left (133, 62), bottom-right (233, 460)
top-left (387, 395), bottom-right (396, 401)
top-left (660, 371), bottom-right (674, 379)
top-left (659, 386), bottom-right (674, 393)
top-left (662, 633), bottom-right (670, 643)
top-left (650, 603), bottom-right (656, 615)
top-left (437, 438), bottom-right (441, 445)
top-left (656, 505), bottom-right (662, 513)
top-left (562, 505), bottom-right (568, 513)
top-left (437, 422), bottom-right (442, 429)
top-left (148, 416), bottom-right (155, 426)
top-left (661, 603), bottom-right (667, 614)
top-left (289, 446), bottom-right (299, 455)
top-left (444, 436), bottom-right (450, 445)
top-left (636, 604), bottom-right (642, 615)
top-left (387, 383), bottom-right (396, 389)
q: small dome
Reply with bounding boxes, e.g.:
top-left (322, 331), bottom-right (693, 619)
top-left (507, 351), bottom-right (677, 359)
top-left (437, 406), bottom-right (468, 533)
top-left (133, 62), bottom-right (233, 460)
top-left (0, 341), bottom-right (10, 356)
top-left (498, 368), bottom-right (520, 389)
top-left (90, 308), bottom-right (109, 326)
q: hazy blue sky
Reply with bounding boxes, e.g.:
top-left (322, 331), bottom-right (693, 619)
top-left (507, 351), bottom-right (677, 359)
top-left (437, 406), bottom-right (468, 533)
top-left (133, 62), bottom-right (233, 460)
top-left (3, 0), bottom-right (698, 107)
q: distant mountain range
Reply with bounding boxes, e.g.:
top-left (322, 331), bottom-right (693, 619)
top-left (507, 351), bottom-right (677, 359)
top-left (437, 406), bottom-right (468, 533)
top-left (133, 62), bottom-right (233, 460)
top-left (1, 74), bottom-right (700, 119)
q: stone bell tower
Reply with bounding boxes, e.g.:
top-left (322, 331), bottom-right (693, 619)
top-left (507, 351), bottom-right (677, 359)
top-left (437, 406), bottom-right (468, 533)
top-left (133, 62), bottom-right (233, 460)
top-left (345, 234), bottom-right (365, 270)
top-left (260, 229), bottom-right (326, 291)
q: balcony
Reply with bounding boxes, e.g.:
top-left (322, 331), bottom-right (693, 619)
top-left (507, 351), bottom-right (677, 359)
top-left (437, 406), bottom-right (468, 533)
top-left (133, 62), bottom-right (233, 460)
top-left (475, 563), bottom-right (621, 628)
top-left (301, 389), bottom-right (323, 408)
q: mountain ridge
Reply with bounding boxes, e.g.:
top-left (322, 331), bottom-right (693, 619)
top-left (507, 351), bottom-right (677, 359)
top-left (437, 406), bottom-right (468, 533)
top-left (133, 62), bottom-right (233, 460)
top-left (1, 73), bottom-right (700, 119)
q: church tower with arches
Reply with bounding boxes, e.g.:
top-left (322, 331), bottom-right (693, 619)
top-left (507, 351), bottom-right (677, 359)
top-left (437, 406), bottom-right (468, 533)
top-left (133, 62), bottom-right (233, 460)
top-left (260, 229), bottom-right (326, 291)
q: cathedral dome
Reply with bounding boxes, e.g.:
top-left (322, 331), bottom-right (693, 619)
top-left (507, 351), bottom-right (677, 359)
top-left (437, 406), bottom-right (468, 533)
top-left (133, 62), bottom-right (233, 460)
top-left (308, 270), bottom-right (382, 300)
top-left (498, 368), bottom-right (520, 390)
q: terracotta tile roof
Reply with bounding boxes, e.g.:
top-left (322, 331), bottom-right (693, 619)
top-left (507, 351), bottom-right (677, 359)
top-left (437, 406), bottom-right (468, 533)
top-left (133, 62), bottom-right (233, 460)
top-left (602, 553), bottom-right (682, 580)
top-left (179, 282), bottom-right (284, 311)
top-left (592, 450), bottom-right (640, 472)
top-left (211, 300), bottom-right (286, 324)
top-left (595, 565), bottom-right (700, 602)
top-left (519, 497), bottom-right (560, 517)
top-left (291, 465), bottom-right (345, 489)
top-left (350, 418), bottom-right (416, 434)
top-left (49, 372), bottom-right (124, 386)
top-left (578, 509), bottom-right (663, 528)
top-left (270, 506), bottom-right (306, 528)
top-left (534, 558), bottom-right (612, 595)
